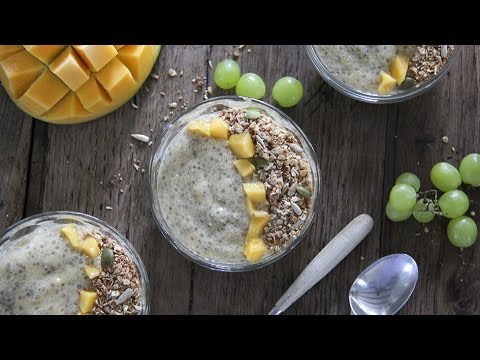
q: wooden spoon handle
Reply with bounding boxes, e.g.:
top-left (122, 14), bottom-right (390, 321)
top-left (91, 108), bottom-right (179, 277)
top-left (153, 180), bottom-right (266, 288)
top-left (268, 214), bottom-right (374, 315)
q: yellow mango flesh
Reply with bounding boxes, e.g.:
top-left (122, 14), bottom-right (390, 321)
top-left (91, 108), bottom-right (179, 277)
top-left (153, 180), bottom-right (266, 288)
top-left (82, 236), bottom-right (100, 258)
top-left (390, 54), bottom-right (410, 85)
top-left (378, 71), bottom-right (397, 95)
top-left (246, 210), bottom-right (270, 240)
top-left (186, 119), bottom-right (211, 137)
top-left (60, 224), bottom-right (84, 251)
top-left (244, 236), bottom-right (268, 262)
top-left (243, 182), bottom-right (266, 203)
top-left (84, 265), bottom-right (101, 279)
top-left (209, 117), bottom-right (229, 139)
top-left (229, 132), bottom-right (256, 158)
top-left (234, 159), bottom-right (256, 177)
top-left (79, 290), bottom-right (97, 314)
top-left (0, 45), bottom-right (161, 124)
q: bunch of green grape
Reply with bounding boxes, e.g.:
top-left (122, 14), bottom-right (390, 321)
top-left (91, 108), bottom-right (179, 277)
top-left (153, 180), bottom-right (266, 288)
top-left (213, 59), bottom-right (303, 108)
top-left (386, 153), bottom-right (480, 249)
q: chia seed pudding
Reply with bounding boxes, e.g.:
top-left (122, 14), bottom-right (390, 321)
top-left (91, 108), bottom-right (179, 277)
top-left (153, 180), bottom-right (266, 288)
top-left (314, 45), bottom-right (455, 95)
top-left (151, 98), bottom-right (319, 270)
top-left (0, 213), bottom-right (148, 315)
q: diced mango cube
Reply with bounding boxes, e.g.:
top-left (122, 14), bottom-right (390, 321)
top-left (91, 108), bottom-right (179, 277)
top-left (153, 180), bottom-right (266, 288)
top-left (73, 45), bottom-right (118, 72)
top-left (186, 120), bottom-right (210, 137)
top-left (116, 45), bottom-right (156, 81)
top-left (0, 50), bottom-right (44, 98)
top-left (243, 182), bottom-right (266, 203)
top-left (246, 210), bottom-right (270, 240)
top-left (17, 69), bottom-right (70, 116)
top-left (0, 45), bottom-right (23, 61)
top-left (390, 54), bottom-right (410, 85)
top-left (244, 236), bottom-right (268, 262)
top-left (378, 71), bottom-right (397, 95)
top-left (209, 117), bottom-right (229, 139)
top-left (94, 57), bottom-right (137, 100)
top-left (60, 224), bottom-right (83, 251)
top-left (76, 76), bottom-right (111, 112)
top-left (234, 159), bottom-right (256, 177)
top-left (79, 290), bottom-right (97, 314)
top-left (82, 236), bottom-right (100, 258)
top-left (49, 47), bottom-right (90, 91)
top-left (229, 132), bottom-right (256, 158)
top-left (24, 45), bottom-right (66, 64)
top-left (84, 265), bottom-right (101, 279)
top-left (44, 92), bottom-right (91, 123)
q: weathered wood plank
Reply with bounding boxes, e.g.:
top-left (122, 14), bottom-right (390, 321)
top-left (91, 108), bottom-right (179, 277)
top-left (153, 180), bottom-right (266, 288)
top-left (382, 45), bottom-right (480, 314)
top-left (24, 45), bottom-right (209, 314)
top-left (190, 45), bottom-right (390, 314)
top-left (0, 88), bottom-right (32, 231)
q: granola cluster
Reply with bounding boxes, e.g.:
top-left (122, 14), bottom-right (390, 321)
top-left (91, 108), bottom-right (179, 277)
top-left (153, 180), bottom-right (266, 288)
top-left (407, 45), bottom-right (455, 84)
top-left (219, 108), bottom-right (313, 251)
top-left (88, 231), bottom-right (143, 315)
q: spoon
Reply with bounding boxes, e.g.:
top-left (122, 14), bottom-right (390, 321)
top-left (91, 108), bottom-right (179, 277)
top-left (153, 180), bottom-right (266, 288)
top-left (268, 214), bottom-right (374, 315)
top-left (349, 253), bottom-right (418, 315)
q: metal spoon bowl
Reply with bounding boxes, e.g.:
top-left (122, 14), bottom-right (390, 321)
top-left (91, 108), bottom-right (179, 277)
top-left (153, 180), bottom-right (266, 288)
top-left (349, 254), bottom-right (418, 315)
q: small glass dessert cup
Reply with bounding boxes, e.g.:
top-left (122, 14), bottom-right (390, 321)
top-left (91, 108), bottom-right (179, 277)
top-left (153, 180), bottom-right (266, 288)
top-left (306, 45), bottom-right (461, 104)
top-left (0, 211), bottom-right (150, 315)
top-left (149, 96), bottom-right (321, 272)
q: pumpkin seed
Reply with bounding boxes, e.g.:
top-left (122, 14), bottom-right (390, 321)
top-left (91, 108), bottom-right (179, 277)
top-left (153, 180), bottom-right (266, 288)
top-left (245, 109), bottom-right (261, 120)
top-left (101, 248), bottom-right (114, 268)
top-left (250, 157), bottom-right (269, 168)
top-left (296, 185), bottom-right (312, 198)
top-left (398, 77), bottom-right (416, 91)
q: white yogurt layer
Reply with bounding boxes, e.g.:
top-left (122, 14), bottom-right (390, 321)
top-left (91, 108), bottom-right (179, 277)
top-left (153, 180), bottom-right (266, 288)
top-left (157, 122), bottom-right (251, 264)
top-left (314, 45), bottom-right (414, 95)
top-left (0, 221), bottom-right (89, 314)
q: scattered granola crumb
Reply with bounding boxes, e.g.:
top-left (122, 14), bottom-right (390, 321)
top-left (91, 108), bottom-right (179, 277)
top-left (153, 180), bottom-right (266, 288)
top-left (471, 211), bottom-right (476, 216)
top-left (131, 103), bottom-right (139, 110)
top-left (239, 45), bottom-right (246, 50)
top-left (179, 70), bottom-right (184, 76)
top-left (424, 226), bottom-right (429, 233)
top-left (150, 73), bottom-right (159, 80)
top-left (442, 136), bottom-right (449, 144)
top-left (131, 134), bottom-right (150, 143)
top-left (208, 60), bottom-right (213, 69)
top-left (360, 256), bottom-right (365, 261)
top-left (207, 86), bottom-right (212, 96)
top-left (120, 189), bottom-right (124, 193)
top-left (452, 146), bottom-right (456, 152)
top-left (247, 49), bottom-right (251, 53)
top-left (168, 68), bottom-right (177, 77)
top-left (105, 206), bottom-right (113, 210)
top-left (133, 163), bottom-right (140, 171)
top-left (168, 102), bottom-right (178, 109)
top-left (233, 51), bottom-right (240, 60)
top-left (160, 92), bottom-right (166, 97)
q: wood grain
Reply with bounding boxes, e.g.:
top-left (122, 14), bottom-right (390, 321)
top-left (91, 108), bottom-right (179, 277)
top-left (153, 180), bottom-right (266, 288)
top-left (0, 45), bottom-right (479, 314)
top-left (0, 88), bottom-right (32, 231)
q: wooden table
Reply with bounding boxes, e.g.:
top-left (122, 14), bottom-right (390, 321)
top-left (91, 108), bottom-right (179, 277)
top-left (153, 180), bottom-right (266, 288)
top-left (1, 45), bottom-right (478, 315)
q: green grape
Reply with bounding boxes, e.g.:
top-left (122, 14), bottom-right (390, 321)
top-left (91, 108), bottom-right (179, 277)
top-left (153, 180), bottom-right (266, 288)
top-left (272, 76), bottom-right (304, 108)
top-left (430, 162), bottom-right (461, 192)
top-left (389, 184), bottom-right (417, 212)
top-left (213, 59), bottom-right (241, 90)
top-left (459, 153), bottom-right (480, 187)
top-left (438, 190), bottom-right (469, 219)
top-left (412, 199), bottom-right (435, 223)
top-left (235, 73), bottom-right (266, 99)
top-left (447, 216), bottom-right (478, 248)
top-left (395, 172), bottom-right (421, 192)
top-left (386, 201), bottom-right (412, 222)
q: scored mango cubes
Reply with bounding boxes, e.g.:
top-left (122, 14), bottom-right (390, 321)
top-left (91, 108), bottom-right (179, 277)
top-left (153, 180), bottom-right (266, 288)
top-left (244, 236), bottom-right (268, 262)
top-left (79, 290), bottom-right (97, 314)
top-left (209, 117), bottom-right (229, 139)
top-left (378, 71), bottom-right (397, 95)
top-left (186, 119), bottom-right (211, 137)
top-left (233, 159), bottom-right (256, 177)
top-left (60, 224), bottom-right (83, 251)
top-left (243, 182), bottom-right (266, 203)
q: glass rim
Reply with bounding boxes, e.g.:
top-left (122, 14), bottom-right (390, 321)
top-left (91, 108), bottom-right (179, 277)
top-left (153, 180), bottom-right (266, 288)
top-left (305, 45), bottom-right (462, 104)
top-left (148, 95), bottom-right (321, 272)
top-left (0, 210), bottom-right (151, 315)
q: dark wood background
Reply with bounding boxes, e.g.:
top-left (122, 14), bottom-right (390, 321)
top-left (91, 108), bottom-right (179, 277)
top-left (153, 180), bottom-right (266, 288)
top-left (0, 45), bottom-right (478, 315)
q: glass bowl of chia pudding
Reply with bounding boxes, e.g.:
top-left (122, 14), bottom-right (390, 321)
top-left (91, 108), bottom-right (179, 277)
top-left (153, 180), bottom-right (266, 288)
top-left (306, 45), bottom-right (461, 104)
top-left (149, 96), bottom-right (320, 272)
top-left (0, 211), bottom-right (150, 315)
